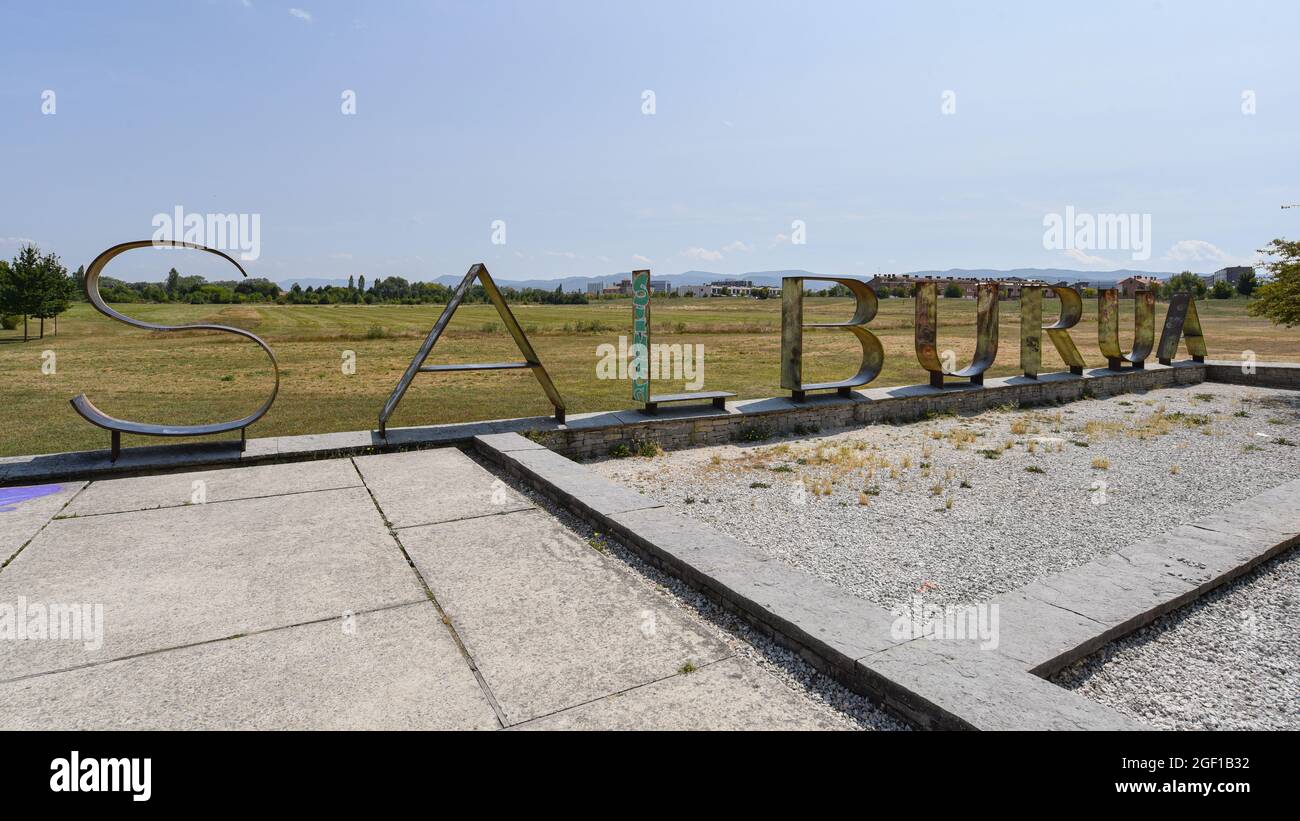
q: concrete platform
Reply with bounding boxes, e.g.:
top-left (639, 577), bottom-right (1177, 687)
top-left (0, 450), bottom-right (834, 730)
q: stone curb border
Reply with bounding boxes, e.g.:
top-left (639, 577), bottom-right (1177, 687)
top-left (474, 431), bottom-right (1300, 731)
top-left (474, 431), bottom-right (1141, 730)
top-left (1, 362), bottom-right (1206, 487)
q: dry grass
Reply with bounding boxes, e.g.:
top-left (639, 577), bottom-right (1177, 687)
top-left (3, 295), bottom-right (1293, 456)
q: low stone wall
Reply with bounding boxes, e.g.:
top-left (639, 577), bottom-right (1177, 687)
top-left (0, 361), bottom-right (1207, 486)
top-left (1204, 360), bottom-right (1300, 391)
top-left (538, 363), bottom-right (1207, 461)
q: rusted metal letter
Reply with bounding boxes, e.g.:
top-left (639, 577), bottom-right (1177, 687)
top-left (1097, 288), bottom-right (1154, 370)
top-left (781, 277), bottom-right (883, 401)
top-left (1020, 285), bottom-right (1086, 378)
top-left (1156, 292), bottom-right (1207, 365)
top-left (915, 280), bottom-right (999, 388)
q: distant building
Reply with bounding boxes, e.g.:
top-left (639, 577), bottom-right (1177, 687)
top-left (1116, 275), bottom-right (1161, 297)
top-left (586, 281), bottom-right (605, 295)
top-left (1203, 266), bottom-right (1252, 287)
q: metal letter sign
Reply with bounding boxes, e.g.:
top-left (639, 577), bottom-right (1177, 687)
top-left (631, 270), bottom-right (650, 403)
top-left (781, 276), bottom-right (884, 401)
top-left (915, 280), bottom-right (998, 387)
top-left (1020, 285), bottom-right (1087, 379)
top-left (71, 240), bottom-right (280, 461)
top-left (378, 263), bottom-right (565, 436)
top-left (631, 270), bottom-right (733, 412)
top-left (1098, 288), bottom-right (1155, 369)
top-left (1156, 292), bottom-right (1207, 365)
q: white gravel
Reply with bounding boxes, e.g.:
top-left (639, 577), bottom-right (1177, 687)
top-left (592, 383), bottom-right (1300, 611)
top-left (468, 451), bottom-right (908, 731)
top-left (1054, 546), bottom-right (1300, 730)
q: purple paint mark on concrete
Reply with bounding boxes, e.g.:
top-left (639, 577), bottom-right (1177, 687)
top-left (0, 485), bottom-right (63, 512)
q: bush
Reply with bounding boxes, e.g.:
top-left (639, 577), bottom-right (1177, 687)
top-left (1, 314), bottom-right (18, 330)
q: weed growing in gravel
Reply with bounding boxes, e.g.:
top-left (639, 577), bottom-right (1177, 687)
top-left (608, 443), bottom-right (632, 458)
top-left (769, 464), bottom-right (793, 473)
top-left (1268, 418), bottom-right (1287, 425)
top-left (749, 481), bottom-right (771, 489)
top-left (1091, 457), bottom-right (1110, 470)
top-left (587, 534), bottom-right (608, 553)
top-left (1194, 393), bottom-right (1215, 403)
top-left (929, 482), bottom-right (943, 496)
top-left (1234, 410), bottom-right (1251, 418)
top-left (977, 449), bottom-right (1001, 460)
top-left (960, 479), bottom-right (972, 488)
top-left (631, 438), bottom-right (663, 457)
top-left (858, 491), bottom-right (871, 506)
top-left (946, 428), bottom-right (978, 449)
top-left (1025, 465), bottom-right (1046, 474)
top-left (678, 661), bottom-right (697, 675)
top-left (862, 485), bottom-right (881, 496)
top-left (1170, 464), bottom-right (1180, 474)
top-left (1243, 443), bottom-right (1262, 453)
top-left (944, 496), bottom-right (954, 510)
top-left (1071, 439), bottom-right (1090, 447)
top-left (737, 424), bottom-right (773, 442)
top-left (1274, 437), bottom-right (1297, 447)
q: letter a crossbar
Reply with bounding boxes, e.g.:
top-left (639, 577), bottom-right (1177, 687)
top-left (377, 263), bottom-right (566, 436)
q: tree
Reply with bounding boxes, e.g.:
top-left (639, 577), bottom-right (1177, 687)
top-left (1247, 239), bottom-right (1300, 327)
top-left (1236, 268), bottom-right (1257, 295)
top-left (943, 282), bottom-right (963, 298)
top-left (0, 245), bottom-right (69, 341)
top-left (1166, 270), bottom-right (1208, 298)
top-left (1211, 279), bottom-right (1234, 299)
top-left (165, 267), bottom-right (181, 298)
top-left (347, 274), bottom-right (356, 292)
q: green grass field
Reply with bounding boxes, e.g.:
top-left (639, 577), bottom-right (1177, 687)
top-left (1, 296), bottom-right (1294, 456)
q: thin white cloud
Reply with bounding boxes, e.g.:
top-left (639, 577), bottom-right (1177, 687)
top-left (1063, 248), bottom-right (1111, 267)
top-left (0, 236), bottom-right (40, 247)
top-left (681, 247), bottom-right (723, 262)
top-left (632, 254), bottom-right (651, 264)
top-left (722, 240), bottom-right (752, 253)
top-left (1161, 239), bottom-right (1233, 264)
top-left (289, 8), bottom-right (312, 22)
top-left (543, 250), bottom-right (579, 259)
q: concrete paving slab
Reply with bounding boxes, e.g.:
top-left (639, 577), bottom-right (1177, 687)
top-left (399, 508), bottom-right (730, 725)
top-left (63, 460), bottom-right (362, 517)
top-left (0, 486), bottom-right (425, 679)
top-left (0, 603), bottom-right (498, 730)
top-left (354, 447), bottom-right (532, 528)
top-left (517, 657), bottom-right (843, 730)
top-left (607, 506), bottom-right (898, 667)
top-left (0, 482), bottom-right (84, 559)
top-left (989, 590), bottom-right (1109, 674)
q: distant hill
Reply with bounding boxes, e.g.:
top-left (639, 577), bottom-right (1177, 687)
top-left (278, 266), bottom-right (1202, 293)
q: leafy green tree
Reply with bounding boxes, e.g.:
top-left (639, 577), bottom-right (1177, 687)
top-left (1166, 270), bottom-right (1208, 298)
top-left (165, 267), bottom-right (181, 298)
top-left (1236, 268), bottom-right (1257, 295)
top-left (1248, 239), bottom-right (1300, 327)
top-left (943, 282), bottom-right (963, 298)
top-left (1211, 279), bottom-right (1234, 299)
top-left (1, 245), bottom-right (70, 341)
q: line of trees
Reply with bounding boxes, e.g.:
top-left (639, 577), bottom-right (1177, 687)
top-left (0, 245), bottom-right (74, 341)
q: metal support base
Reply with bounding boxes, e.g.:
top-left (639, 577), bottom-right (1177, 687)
top-left (110, 430), bottom-right (120, 462)
top-left (970, 373), bottom-right (984, 386)
top-left (1070, 365), bottom-right (1084, 375)
top-left (929, 372), bottom-right (944, 389)
top-left (555, 408), bottom-right (565, 425)
top-left (1107, 357), bottom-right (1122, 370)
top-left (792, 390), bottom-right (806, 402)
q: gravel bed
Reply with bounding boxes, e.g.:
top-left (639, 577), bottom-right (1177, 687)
top-left (1054, 546), bottom-right (1300, 730)
top-left (591, 383), bottom-right (1300, 611)
top-left (467, 451), bottom-right (907, 731)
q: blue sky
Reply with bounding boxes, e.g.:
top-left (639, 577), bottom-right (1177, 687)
top-left (1, 0), bottom-right (1297, 282)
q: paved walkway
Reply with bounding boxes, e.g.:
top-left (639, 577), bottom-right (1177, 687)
top-left (0, 449), bottom-right (838, 729)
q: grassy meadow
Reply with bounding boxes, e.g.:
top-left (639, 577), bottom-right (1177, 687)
top-left (1, 295), bottom-right (1295, 457)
